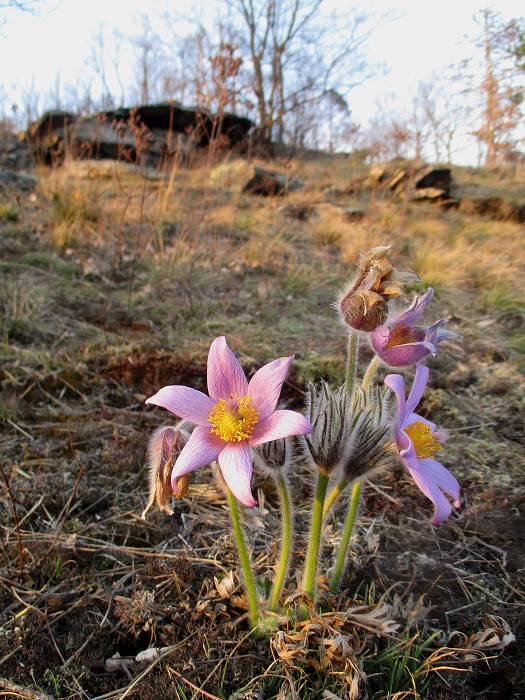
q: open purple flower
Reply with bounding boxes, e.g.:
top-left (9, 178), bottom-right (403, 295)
top-left (371, 287), bottom-right (456, 367)
top-left (145, 336), bottom-right (312, 507)
top-left (385, 364), bottom-right (460, 524)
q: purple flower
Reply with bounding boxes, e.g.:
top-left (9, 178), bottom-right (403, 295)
top-left (371, 287), bottom-right (457, 367)
top-left (145, 336), bottom-right (312, 507)
top-left (385, 364), bottom-right (461, 524)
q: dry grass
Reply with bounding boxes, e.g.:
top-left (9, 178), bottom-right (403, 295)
top-left (0, 153), bottom-right (524, 699)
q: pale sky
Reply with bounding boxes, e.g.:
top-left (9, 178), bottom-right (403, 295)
top-left (0, 0), bottom-right (522, 163)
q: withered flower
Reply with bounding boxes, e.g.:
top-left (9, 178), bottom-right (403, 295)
top-left (141, 424), bottom-right (190, 518)
top-left (339, 246), bottom-right (420, 332)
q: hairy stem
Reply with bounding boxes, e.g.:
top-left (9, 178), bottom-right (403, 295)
top-left (226, 488), bottom-right (259, 629)
top-left (345, 330), bottom-right (360, 399)
top-left (362, 355), bottom-right (381, 391)
top-left (269, 471), bottom-right (293, 612)
top-left (302, 469), bottom-right (330, 602)
top-left (323, 478), bottom-right (349, 519)
top-left (329, 480), bottom-right (362, 593)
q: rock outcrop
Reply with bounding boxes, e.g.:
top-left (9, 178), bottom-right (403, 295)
top-left (24, 103), bottom-right (253, 166)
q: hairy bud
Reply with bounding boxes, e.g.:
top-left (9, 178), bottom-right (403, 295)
top-left (141, 424), bottom-right (190, 519)
top-left (253, 437), bottom-right (291, 473)
top-left (342, 387), bottom-right (397, 483)
top-left (304, 382), bottom-right (349, 473)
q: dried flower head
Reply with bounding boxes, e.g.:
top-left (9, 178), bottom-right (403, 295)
top-left (339, 246), bottom-right (420, 332)
top-left (141, 424), bottom-right (190, 518)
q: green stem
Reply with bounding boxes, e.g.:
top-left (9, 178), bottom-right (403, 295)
top-left (345, 330), bottom-right (360, 399)
top-left (302, 469), bottom-right (330, 601)
top-left (226, 488), bottom-right (259, 629)
top-left (362, 355), bottom-right (381, 391)
top-left (329, 480), bottom-right (362, 593)
top-left (269, 471), bottom-right (293, 613)
top-left (323, 478), bottom-right (349, 519)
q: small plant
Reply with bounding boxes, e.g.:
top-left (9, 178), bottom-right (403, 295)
top-left (0, 204), bottom-right (18, 222)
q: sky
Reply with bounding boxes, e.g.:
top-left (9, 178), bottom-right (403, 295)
top-left (0, 0), bottom-right (522, 163)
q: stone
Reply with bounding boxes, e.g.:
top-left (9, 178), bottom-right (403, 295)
top-left (414, 166), bottom-right (452, 194)
top-left (243, 166), bottom-right (303, 196)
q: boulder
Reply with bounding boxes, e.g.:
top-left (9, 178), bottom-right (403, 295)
top-left (414, 166), bottom-right (452, 193)
top-left (243, 166), bottom-right (303, 196)
top-left (280, 203), bottom-right (315, 220)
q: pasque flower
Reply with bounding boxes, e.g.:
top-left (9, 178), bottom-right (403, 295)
top-left (371, 287), bottom-right (457, 367)
top-left (385, 364), bottom-right (460, 524)
top-left (145, 336), bottom-right (312, 507)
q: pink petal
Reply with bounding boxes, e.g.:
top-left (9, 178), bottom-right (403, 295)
top-left (393, 287), bottom-right (433, 328)
top-left (402, 451), bottom-right (452, 524)
top-left (218, 442), bottom-right (256, 507)
top-left (207, 336), bottom-right (248, 402)
top-left (384, 373), bottom-right (406, 437)
top-left (248, 355), bottom-right (293, 421)
top-left (426, 319), bottom-right (457, 347)
top-left (249, 409), bottom-right (312, 446)
top-left (376, 341), bottom-right (436, 367)
top-left (146, 385), bottom-right (214, 425)
top-left (405, 363), bottom-right (429, 417)
top-left (370, 326), bottom-right (391, 354)
top-left (171, 426), bottom-right (223, 483)
top-left (420, 457), bottom-right (461, 506)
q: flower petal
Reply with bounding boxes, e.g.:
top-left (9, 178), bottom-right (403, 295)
top-left (384, 373), bottom-right (406, 437)
top-left (207, 336), bottom-right (248, 402)
top-left (249, 409), bottom-right (312, 446)
top-left (248, 355), bottom-right (293, 421)
top-left (376, 340), bottom-right (436, 367)
top-left (402, 450), bottom-right (452, 524)
top-left (393, 287), bottom-right (433, 328)
top-left (370, 326), bottom-right (391, 354)
top-left (420, 457), bottom-right (461, 506)
top-left (405, 363), bottom-right (429, 418)
top-left (426, 319), bottom-right (457, 347)
top-left (146, 385), bottom-right (214, 425)
top-left (171, 426), bottom-right (223, 483)
top-left (218, 442), bottom-right (256, 507)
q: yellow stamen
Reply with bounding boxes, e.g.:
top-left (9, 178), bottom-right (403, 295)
top-left (404, 421), bottom-right (443, 459)
top-left (387, 324), bottom-right (417, 349)
top-left (209, 394), bottom-right (259, 442)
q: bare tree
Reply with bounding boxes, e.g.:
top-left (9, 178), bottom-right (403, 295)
top-left (224, 0), bottom-right (378, 146)
top-left (87, 25), bottom-right (120, 110)
top-left (127, 13), bottom-right (165, 105)
top-left (472, 9), bottom-right (523, 166)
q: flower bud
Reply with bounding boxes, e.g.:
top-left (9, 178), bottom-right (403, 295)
top-left (141, 424), bottom-right (190, 518)
top-left (339, 246), bottom-right (420, 332)
top-left (253, 437), bottom-right (291, 473)
top-left (304, 382), bottom-right (349, 473)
